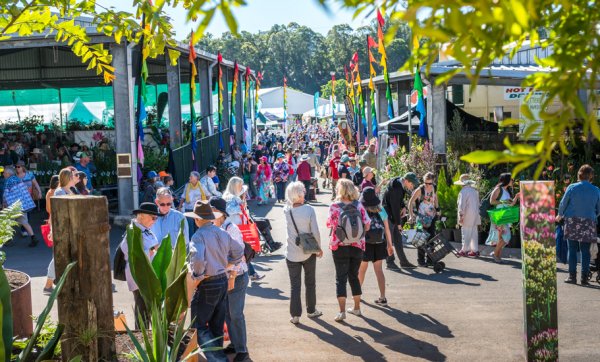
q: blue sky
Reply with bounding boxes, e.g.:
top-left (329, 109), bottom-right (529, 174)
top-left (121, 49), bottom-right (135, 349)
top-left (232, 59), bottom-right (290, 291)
top-left (100, 0), bottom-right (368, 39)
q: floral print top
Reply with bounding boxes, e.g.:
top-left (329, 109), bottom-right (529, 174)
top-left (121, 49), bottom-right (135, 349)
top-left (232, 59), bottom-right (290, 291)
top-left (326, 201), bottom-right (371, 251)
top-left (272, 161), bottom-right (290, 182)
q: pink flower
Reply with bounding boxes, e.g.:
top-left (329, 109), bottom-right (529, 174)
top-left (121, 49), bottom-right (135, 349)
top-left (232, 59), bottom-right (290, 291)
top-left (92, 131), bottom-right (104, 142)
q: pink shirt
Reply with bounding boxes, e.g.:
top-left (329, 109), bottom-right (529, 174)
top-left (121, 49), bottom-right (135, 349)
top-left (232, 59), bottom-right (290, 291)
top-left (327, 201), bottom-right (371, 251)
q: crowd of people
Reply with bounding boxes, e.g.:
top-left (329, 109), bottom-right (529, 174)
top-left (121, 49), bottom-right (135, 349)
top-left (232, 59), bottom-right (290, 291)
top-left (3, 122), bottom-right (600, 362)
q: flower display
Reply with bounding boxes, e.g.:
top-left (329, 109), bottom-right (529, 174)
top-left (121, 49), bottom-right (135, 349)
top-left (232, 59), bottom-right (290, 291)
top-left (520, 181), bottom-right (558, 361)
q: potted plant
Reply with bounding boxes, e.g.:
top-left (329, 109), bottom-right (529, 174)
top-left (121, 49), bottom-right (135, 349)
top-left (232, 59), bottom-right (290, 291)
top-left (123, 221), bottom-right (200, 361)
top-left (436, 169), bottom-right (461, 241)
top-left (1, 201), bottom-right (77, 361)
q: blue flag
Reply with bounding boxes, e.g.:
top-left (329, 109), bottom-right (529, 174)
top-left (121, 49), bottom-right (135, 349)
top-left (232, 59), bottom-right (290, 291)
top-left (414, 67), bottom-right (428, 139)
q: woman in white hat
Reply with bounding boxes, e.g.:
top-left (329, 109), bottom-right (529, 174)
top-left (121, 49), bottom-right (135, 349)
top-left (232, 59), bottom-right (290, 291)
top-left (455, 174), bottom-right (481, 257)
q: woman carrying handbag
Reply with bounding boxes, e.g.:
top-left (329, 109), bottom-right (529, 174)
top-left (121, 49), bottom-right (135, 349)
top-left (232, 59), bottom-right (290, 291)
top-left (284, 181), bottom-right (323, 325)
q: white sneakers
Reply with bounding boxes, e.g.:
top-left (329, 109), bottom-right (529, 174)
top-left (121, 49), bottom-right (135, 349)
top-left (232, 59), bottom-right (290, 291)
top-left (295, 309), bottom-right (360, 323)
top-left (307, 310), bottom-right (323, 318)
top-left (346, 308), bottom-right (362, 316)
top-left (291, 310), bottom-right (323, 325)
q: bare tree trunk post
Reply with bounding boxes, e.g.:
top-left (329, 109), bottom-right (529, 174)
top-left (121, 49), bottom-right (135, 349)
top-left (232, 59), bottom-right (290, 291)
top-left (51, 195), bottom-right (116, 361)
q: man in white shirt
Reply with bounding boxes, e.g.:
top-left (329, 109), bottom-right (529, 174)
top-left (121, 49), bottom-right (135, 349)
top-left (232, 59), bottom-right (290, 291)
top-left (200, 165), bottom-right (222, 198)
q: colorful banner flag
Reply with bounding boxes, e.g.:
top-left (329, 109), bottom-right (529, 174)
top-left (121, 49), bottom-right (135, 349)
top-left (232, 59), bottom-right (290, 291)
top-left (367, 35), bottom-right (378, 138)
top-left (331, 72), bottom-right (336, 123)
top-left (230, 61), bottom-right (239, 146)
top-left (217, 52), bottom-right (224, 149)
top-left (377, 9), bottom-right (395, 120)
top-left (314, 91), bottom-right (320, 118)
top-left (136, 16), bottom-right (148, 168)
top-left (243, 66), bottom-right (251, 140)
top-left (283, 76), bottom-right (288, 121)
top-left (189, 32), bottom-right (198, 171)
top-left (414, 65), bottom-right (428, 139)
top-left (254, 71), bottom-right (262, 124)
top-left (344, 65), bottom-right (350, 96)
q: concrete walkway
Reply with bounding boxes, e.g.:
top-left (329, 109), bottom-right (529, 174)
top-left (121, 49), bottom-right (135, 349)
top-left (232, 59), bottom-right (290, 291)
top-left (4, 188), bottom-right (599, 361)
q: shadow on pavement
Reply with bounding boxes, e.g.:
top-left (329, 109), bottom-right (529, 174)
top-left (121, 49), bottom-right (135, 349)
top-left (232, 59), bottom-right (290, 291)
top-left (246, 284), bottom-right (288, 300)
top-left (475, 256), bottom-right (522, 269)
top-left (362, 301), bottom-right (454, 338)
top-left (394, 268), bottom-right (486, 286)
top-left (296, 318), bottom-right (387, 361)
top-left (348, 315), bottom-right (447, 361)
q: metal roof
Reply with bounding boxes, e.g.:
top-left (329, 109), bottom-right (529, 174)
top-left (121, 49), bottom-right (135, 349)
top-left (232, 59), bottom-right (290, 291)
top-left (0, 16), bottom-right (254, 90)
top-left (360, 43), bottom-right (556, 87)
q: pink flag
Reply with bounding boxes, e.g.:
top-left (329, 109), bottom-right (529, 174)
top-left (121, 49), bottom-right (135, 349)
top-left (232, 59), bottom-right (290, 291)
top-left (137, 136), bottom-right (145, 166)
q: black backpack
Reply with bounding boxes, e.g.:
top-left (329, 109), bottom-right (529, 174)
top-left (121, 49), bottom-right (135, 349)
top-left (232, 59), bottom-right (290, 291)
top-left (352, 172), bottom-right (364, 187)
top-left (113, 244), bottom-right (127, 281)
top-left (365, 211), bottom-right (385, 244)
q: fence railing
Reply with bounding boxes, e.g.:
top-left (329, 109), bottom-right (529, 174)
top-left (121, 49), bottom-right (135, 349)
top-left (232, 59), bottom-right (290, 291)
top-left (171, 129), bottom-right (230, 189)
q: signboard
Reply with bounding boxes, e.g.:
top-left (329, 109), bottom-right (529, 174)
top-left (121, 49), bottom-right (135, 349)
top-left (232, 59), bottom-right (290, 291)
top-left (116, 153), bottom-right (132, 178)
top-left (344, 95), bottom-right (355, 125)
top-left (519, 92), bottom-right (545, 141)
top-left (504, 87), bottom-right (535, 100)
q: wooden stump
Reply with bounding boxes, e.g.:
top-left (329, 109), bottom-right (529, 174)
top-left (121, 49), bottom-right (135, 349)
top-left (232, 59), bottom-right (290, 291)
top-left (51, 195), bottom-right (116, 361)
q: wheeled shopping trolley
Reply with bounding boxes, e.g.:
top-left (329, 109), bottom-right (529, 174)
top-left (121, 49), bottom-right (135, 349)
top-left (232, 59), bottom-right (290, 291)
top-left (410, 231), bottom-right (458, 273)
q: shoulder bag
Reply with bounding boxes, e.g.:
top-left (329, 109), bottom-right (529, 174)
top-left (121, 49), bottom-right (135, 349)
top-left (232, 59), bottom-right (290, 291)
top-left (290, 208), bottom-right (321, 254)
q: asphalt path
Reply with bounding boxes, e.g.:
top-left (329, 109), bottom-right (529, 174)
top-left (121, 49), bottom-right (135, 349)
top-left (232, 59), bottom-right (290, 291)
top-left (3, 186), bottom-right (599, 361)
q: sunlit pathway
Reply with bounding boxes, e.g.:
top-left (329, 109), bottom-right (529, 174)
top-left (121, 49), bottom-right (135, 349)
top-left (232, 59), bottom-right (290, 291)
top-left (6, 185), bottom-right (598, 361)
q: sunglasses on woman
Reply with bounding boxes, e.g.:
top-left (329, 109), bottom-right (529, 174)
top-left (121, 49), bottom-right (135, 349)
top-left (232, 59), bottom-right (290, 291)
top-left (159, 202), bottom-right (172, 207)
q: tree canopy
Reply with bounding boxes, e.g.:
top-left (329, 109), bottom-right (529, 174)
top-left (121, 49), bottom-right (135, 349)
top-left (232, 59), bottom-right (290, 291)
top-left (196, 20), bottom-right (410, 95)
top-left (1, 0), bottom-right (599, 175)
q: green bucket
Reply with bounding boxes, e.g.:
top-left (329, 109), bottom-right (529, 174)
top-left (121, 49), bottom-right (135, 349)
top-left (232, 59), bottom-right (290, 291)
top-left (488, 206), bottom-right (520, 225)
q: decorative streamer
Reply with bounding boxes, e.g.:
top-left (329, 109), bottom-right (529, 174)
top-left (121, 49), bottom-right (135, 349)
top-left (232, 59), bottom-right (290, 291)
top-left (377, 8), bottom-right (395, 120)
top-left (217, 52), bottom-right (224, 149)
top-left (189, 31), bottom-right (198, 171)
top-left (367, 35), bottom-right (378, 138)
top-left (243, 66), bottom-right (251, 141)
top-left (230, 61), bottom-right (239, 147)
top-left (414, 65), bottom-right (428, 139)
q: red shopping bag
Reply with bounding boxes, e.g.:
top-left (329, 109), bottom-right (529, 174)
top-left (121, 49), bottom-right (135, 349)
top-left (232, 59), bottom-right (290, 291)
top-left (238, 208), bottom-right (261, 252)
top-left (41, 222), bottom-right (53, 248)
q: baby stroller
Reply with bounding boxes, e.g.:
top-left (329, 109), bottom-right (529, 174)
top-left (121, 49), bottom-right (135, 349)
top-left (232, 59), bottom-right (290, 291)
top-left (406, 230), bottom-right (458, 273)
top-left (252, 216), bottom-right (283, 254)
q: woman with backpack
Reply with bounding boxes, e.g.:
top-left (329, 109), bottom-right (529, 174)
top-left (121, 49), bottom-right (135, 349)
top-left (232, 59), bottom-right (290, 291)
top-left (485, 173), bottom-right (517, 263)
top-left (408, 172), bottom-right (441, 266)
top-left (327, 178), bottom-right (371, 322)
top-left (358, 187), bottom-right (394, 306)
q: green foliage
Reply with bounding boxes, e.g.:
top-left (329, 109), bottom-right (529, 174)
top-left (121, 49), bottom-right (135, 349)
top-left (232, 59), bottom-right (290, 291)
top-left (436, 169), bottom-right (461, 228)
top-left (198, 19), bottom-right (411, 94)
top-left (0, 202), bottom-right (22, 248)
top-left (142, 146), bottom-right (169, 177)
top-left (337, 0), bottom-right (600, 177)
top-left (383, 136), bottom-right (436, 180)
top-left (126, 222), bottom-right (191, 361)
top-left (16, 261), bottom-right (77, 362)
top-left (320, 80), bottom-right (347, 103)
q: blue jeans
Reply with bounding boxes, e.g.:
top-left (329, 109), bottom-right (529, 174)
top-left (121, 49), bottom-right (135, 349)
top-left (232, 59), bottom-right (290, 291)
top-left (226, 272), bottom-right (249, 353)
top-left (567, 239), bottom-right (591, 276)
top-left (247, 262), bottom-right (256, 276)
top-left (275, 181), bottom-right (286, 200)
top-left (191, 275), bottom-right (229, 362)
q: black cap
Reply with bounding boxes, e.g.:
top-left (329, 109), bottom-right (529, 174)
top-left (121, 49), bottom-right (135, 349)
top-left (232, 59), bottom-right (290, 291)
top-left (209, 196), bottom-right (229, 217)
top-left (360, 187), bottom-right (380, 207)
top-left (132, 202), bottom-right (164, 216)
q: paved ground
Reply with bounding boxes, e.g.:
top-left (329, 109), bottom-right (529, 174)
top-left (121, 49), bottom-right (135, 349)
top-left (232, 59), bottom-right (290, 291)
top-left (4, 186), bottom-right (600, 361)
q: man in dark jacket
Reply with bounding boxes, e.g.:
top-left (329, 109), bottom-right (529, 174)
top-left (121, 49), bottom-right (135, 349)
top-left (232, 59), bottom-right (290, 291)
top-left (382, 172), bottom-right (419, 269)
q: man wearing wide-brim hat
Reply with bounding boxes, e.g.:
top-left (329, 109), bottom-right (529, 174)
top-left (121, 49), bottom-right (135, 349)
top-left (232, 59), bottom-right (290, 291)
top-left (186, 200), bottom-right (244, 361)
top-left (454, 174), bottom-right (481, 257)
top-left (119, 202), bottom-right (163, 328)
